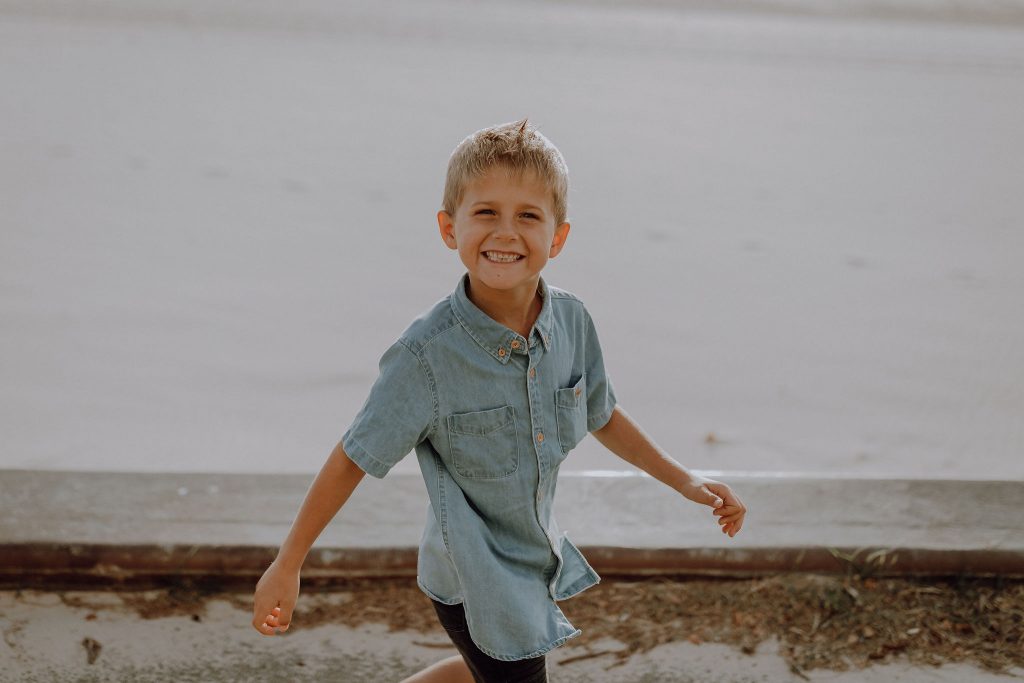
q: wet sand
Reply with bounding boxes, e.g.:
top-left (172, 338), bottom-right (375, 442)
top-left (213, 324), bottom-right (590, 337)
top-left (1, 0), bottom-right (1022, 479)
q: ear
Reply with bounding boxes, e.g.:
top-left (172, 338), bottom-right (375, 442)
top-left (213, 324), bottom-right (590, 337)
top-left (437, 210), bottom-right (458, 250)
top-left (548, 222), bottom-right (571, 258)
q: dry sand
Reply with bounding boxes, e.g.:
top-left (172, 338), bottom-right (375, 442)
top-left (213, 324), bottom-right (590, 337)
top-left (1, 0), bottom-right (1023, 479)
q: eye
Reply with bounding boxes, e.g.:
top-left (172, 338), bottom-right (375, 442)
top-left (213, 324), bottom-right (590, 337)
top-left (475, 209), bottom-right (494, 215)
top-left (521, 213), bottom-right (538, 220)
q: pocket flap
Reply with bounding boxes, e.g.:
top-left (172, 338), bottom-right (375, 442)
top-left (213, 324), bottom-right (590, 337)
top-left (447, 405), bottom-right (515, 436)
top-left (555, 374), bottom-right (586, 409)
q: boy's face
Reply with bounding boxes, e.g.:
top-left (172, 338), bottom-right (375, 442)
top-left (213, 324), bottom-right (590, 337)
top-left (437, 165), bottom-right (570, 300)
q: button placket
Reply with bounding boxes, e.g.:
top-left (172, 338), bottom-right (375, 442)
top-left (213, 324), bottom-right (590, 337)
top-left (527, 345), bottom-right (547, 510)
top-left (527, 347), bottom-right (543, 473)
top-left (528, 340), bottom-right (560, 560)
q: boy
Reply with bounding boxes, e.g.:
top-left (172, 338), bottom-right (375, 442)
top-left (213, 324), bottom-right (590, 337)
top-left (253, 119), bottom-right (747, 682)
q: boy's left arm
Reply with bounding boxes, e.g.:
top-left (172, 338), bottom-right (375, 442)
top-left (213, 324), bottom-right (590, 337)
top-left (590, 405), bottom-right (747, 537)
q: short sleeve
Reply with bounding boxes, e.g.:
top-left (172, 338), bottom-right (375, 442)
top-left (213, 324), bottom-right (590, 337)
top-left (341, 340), bottom-right (434, 478)
top-left (582, 308), bottom-right (618, 431)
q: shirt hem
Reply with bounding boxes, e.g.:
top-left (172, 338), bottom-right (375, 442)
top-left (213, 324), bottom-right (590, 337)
top-left (419, 576), bottom-right (581, 661)
top-left (587, 403), bottom-right (617, 432)
top-left (416, 576), bottom-right (463, 605)
top-left (474, 627), bottom-right (583, 662)
top-left (340, 433), bottom-right (391, 479)
top-left (554, 572), bottom-right (601, 601)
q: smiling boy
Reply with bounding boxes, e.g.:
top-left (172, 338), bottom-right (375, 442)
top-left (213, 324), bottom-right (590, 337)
top-left (253, 119), bottom-right (747, 683)
top-left (439, 165), bottom-right (565, 339)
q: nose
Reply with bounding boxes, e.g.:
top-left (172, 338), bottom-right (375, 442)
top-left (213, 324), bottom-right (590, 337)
top-left (493, 215), bottom-right (517, 238)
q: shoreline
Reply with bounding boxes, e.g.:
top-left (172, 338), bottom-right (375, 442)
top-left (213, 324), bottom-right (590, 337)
top-left (4, 0), bottom-right (1024, 28)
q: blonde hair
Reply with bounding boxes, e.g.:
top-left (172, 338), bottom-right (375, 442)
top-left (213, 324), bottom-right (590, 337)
top-left (442, 118), bottom-right (569, 227)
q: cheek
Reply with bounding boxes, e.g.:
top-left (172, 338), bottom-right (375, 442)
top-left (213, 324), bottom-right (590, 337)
top-left (458, 243), bottom-right (482, 265)
top-left (533, 236), bottom-right (555, 256)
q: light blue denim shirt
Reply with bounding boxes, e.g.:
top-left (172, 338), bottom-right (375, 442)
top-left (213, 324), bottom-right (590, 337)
top-left (341, 272), bottom-right (617, 661)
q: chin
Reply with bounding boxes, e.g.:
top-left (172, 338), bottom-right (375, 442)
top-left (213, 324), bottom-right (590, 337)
top-left (472, 272), bottom-right (530, 291)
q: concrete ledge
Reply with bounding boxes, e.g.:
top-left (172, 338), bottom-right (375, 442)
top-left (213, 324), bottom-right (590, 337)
top-left (4, 543), bottom-right (1023, 590)
top-left (1, 469), bottom-right (1022, 585)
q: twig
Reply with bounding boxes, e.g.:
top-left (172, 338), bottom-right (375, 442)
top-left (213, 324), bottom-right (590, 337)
top-left (558, 648), bottom-right (629, 666)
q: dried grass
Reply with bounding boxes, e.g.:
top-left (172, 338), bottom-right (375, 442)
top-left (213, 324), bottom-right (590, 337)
top-left (55, 573), bottom-right (1024, 675)
top-left (557, 574), bottom-right (1024, 675)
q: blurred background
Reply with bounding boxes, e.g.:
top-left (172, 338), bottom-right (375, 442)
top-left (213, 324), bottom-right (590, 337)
top-left (2, 0), bottom-right (1022, 479)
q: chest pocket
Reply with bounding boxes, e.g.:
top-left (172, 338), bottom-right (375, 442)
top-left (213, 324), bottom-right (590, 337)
top-left (555, 374), bottom-right (588, 456)
top-left (446, 405), bottom-right (520, 479)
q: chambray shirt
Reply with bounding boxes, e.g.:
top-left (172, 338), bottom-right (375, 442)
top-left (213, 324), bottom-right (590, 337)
top-left (341, 272), bottom-right (617, 661)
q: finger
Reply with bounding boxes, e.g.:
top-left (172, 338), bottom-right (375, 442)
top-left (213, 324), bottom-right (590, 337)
top-left (265, 614), bottom-right (290, 632)
top-left (718, 512), bottom-right (744, 524)
top-left (253, 604), bottom-right (283, 632)
top-left (253, 599), bottom-right (277, 623)
top-left (699, 485), bottom-right (724, 508)
top-left (716, 506), bottom-right (747, 523)
top-left (252, 608), bottom-right (270, 630)
top-left (253, 620), bottom-right (278, 636)
top-left (276, 604), bottom-right (294, 631)
top-left (706, 483), bottom-right (744, 510)
top-left (724, 519), bottom-right (743, 536)
top-left (703, 482), bottom-right (730, 498)
top-left (258, 605), bottom-right (280, 623)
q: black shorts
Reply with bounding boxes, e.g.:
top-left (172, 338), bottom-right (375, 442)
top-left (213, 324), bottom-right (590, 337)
top-left (430, 598), bottom-right (549, 683)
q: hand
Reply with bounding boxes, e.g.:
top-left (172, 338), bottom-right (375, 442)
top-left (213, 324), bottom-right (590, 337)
top-left (679, 475), bottom-right (747, 538)
top-left (252, 560), bottom-right (300, 636)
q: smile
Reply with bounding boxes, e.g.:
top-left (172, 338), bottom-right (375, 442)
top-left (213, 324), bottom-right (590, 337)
top-left (483, 251), bottom-right (524, 263)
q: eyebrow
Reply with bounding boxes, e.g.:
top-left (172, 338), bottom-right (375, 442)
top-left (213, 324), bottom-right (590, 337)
top-left (470, 202), bottom-right (546, 213)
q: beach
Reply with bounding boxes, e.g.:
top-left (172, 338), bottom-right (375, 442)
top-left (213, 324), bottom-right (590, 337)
top-left (5, 578), bottom-right (1023, 682)
top-left (2, 0), bottom-right (1022, 479)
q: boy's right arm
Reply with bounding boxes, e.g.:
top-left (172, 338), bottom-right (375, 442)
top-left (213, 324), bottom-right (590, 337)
top-left (252, 441), bottom-right (367, 636)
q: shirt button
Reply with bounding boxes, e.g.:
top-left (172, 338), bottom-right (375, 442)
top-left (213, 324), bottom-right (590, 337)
top-left (529, 367), bottom-right (536, 379)
top-left (497, 347), bottom-right (506, 357)
top-left (511, 339), bottom-right (521, 349)
top-left (575, 387), bottom-right (582, 397)
top-left (536, 432), bottom-right (544, 443)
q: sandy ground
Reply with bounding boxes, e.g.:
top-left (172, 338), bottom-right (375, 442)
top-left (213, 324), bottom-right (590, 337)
top-left (1, 0), bottom-right (1023, 479)
top-left (3, 587), bottom-right (1022, 683)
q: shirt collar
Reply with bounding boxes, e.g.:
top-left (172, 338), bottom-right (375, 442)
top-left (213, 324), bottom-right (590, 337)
top-left (450, 272), bottom-right (553, 364)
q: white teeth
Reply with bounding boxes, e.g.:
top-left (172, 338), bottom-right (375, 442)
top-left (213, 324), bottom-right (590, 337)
top-left (484, 251), bottom-right (523, 263)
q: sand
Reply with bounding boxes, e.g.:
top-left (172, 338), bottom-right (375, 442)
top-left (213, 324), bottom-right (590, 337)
top-left (4, 584), bottom-right (1023, 682)
top-left (1, 0), bottom-right (1022, 479)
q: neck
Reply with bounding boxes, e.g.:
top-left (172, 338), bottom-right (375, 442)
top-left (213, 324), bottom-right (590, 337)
top-left (465, 275), bottom-right (542, 338)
